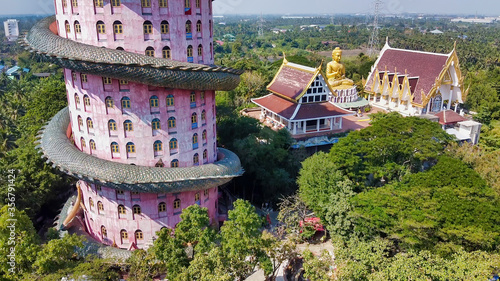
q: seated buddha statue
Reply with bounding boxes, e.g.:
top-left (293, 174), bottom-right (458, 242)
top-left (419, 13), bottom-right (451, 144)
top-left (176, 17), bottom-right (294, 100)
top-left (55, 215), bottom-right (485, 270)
top-left (326, 47), bottom-right (354, 89)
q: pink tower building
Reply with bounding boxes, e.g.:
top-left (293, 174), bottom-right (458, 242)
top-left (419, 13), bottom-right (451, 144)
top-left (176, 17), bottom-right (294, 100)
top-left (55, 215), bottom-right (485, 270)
top-left (27, 0), bottom-right (242, 249)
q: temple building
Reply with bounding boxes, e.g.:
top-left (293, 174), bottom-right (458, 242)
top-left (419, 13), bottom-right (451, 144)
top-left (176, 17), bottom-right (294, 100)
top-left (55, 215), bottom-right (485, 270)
top-left (27, 0), bottom-right (243, 250)
top-left (252, 56), bottom-right (354, 141)
top-left (365, 41), bottom-right (468, 116)
top-left (365, 41), bottom-right (482, 144)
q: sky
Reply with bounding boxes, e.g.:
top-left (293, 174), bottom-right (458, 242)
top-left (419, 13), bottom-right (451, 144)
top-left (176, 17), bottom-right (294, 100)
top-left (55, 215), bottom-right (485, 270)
top-left (1, 0), bottom-right (499, 16)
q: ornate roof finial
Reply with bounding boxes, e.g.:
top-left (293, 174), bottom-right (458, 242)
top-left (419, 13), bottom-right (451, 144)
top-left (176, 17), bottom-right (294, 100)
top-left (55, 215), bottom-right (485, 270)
top-left (283, 52), bottom-right (288, 64)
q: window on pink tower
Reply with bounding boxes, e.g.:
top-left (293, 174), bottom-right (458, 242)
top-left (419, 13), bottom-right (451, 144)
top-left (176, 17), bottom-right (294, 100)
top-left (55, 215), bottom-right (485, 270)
top-left (118, 205), bottom-right (126, 218)
top-left (191, 112), bottom-right (197, 129)
top-left (74, 21), bottom-right (81, 40)
top-left (101, 225), bottom-right (107, 239)
top-left (111, 0), bottom-right (121, 7)
top-left (124, 120), bottom-right (133, 138)
top-left (197, 44), bottom-right (203, 63)
top-left (83, 95), bottom-right (90, 111)
top-left (173, 198), bottom-right (180, 209)
top-left (97, 201), bottom-right (104, 214)
top-left (193, 153), bottom-right (199, 166)
top-left (171, 159), bottom-right (179, 167)
top-left (90, 139), bottom-right (96, 154)
top-left (201, 110), bottom-right (206, 125)
top-left (121, 97), bottom-right (131, 109)
top-left (94, 0), bottom-right (103, 8)
top-left (150, 95), bottom-right (159, 113)
top-left (89, 197), bottom-right (94, 210)
top-left (187, 45), bottom-right (193, 62)
top-left (108, 120), bottom-right (117, 136)
top-left (80, 137), bottom-right (86, 150)
top-left (210, 42), bottom-right (213, 60)
top-left (159, 0), bottom-right (167, 8)
top-left (161, 21), bottom-right (169, 37)
top-left (184, 0), bottom-right (191, 14)
top-left (113, 21), bottom-right (123, 40)
top-left (86, 117), bottom-right (94, 134)
top-left (143, 21), bottom-right (153, 39)
top-left (169, 138), bottom-right (178, 154)
top-left (154, 140), bottom-right (163, 156)
top-left (209, 20), bottom-right (212, 37)
top-left (126, 142), bottom-right (135, 158)
top-left (200, 91), bottom-right (205, 104)
top-left (192, 133), bottom-right (198, 149)
top-left (74, 93), bottom-right (80, 109)
top-left (162, 46), bottom-right (171, 59)
top-left (208, 0), bottom-right (211, 14)
top-left (186, 21), bottom-right (192, 39)
top-left (135, 230), bottom-right (143, 241)
top-left (152, 118), bottom-right (161, 135)
top-left (203, 149), bottom-right (208, 163)
top-left (202, 130), bottom-right (207, 144)
top-left (166, 94), bottom-right (174, 106)
top-left (158, 202), bottom-right (166, 213)
top-left (145, 46), bottom-right (155, 57)
top-left (64, 21), bottom-right (70, 38)
top-left (120, 229), bottom-right (128, 244)
top-left (111, 142), bottom-right (120, 158)
top-left (77, 115), bottom-right (83, 131)
top-left (168, 117), bottom-right (176, 131)
top-left (195, 192), bottom-right (200, 202)
top-left (155, 159), bottom-right (164, 167)
top-left (196, 20), bottom-right (202, 34)
top-left (96, 21), bottom-right (105, 41)
top-left (204, 188), bottom-right (209, 197)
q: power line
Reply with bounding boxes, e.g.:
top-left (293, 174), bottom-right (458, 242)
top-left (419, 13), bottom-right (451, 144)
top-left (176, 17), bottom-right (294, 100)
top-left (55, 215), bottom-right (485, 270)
top-left (368, 0), bottom-right (382, 57)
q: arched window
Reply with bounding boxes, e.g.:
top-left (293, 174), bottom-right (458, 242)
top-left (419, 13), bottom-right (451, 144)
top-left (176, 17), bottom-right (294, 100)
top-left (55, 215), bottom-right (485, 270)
top-left (159, 0), bottom-right (168, 7)
top-left (166, 94), bottom-right (174, 106)
top-left (74, 93), bottom-right (80, 107)
top-left (89, 197), bottom-right (94, 209)
top-left (111, 0), bottom-right (121, 7)
top-left (196, 20), bottom-right (202, 33)
top-left (202, 130), bottom-right (207, 142)
top-left (90, 139), bottom-right (96, 151)
top-left (126, 142), bottom-right (135, 153)
top-left (158, 202), bottom-right (166, 212)
top-left (120, 229), bottom-right (128, 243)
top-left (173, 198), bottom-right (180, 209)
top-left (201, 110), bottom-right (206, 122)
top-left (83, 94), bottom-right (90, 108)
top-left (111, 142), bottom-right (119, 153)
top-left (141, 0), bottom-right (151, 8)
top-left (204, 188), bottom-right (209, 197)
top-left (77, 115), bottom-right (83, 130)
top-left (121, 97), bottom-right (131, 108)
top-left (150, 95), bottom-right (159, 107)
top-left (191, 112), bottom-right (197, 128)
top-left (118, 205), bottom-right (126, 215)
top-left (198, 44), bottom-right (203, 57)
top-left (143, 21), bottom-right (153, 35)
top-left (169, 138), bottom-right (178, 150)
top-left (81, 73), bottom-right (87, 83)
top-left (113, 21), bottom-right (123, 35)
top-left (145, 46), bottom-right (155, 57)
top-left (184, 0), bottom-right (191, 8)
top-left (190, 91), bottom-right (196, 103)
top-left (209, 20), bottom-right (213, 37)
top-left (168, 117), bottom-right (176, 128)
top-left (124, 120), bottom-right (133, 131)
top-left (97, 201), bottom-right (104, 213)
top-left (80, 137), bottom-right (86, 148)
top-left (154, 140), bottom-right (163, 152)
top-left (195, 192), bottom-right (200, 201)
top-left (86, 117), bottom-right (93, 130)
top-left (187, 45), bottom-right (193, 61)
top-left (161, 21), bottom-right (169, 34)
top-left (96, 21), bottom-right (105, 34)
top-left (193, 133), bottom-right (198, 145)
top-left (162, 46), bottom-right (171, 59)
top-left (101, 225), bottom-right (107, 239)
top-left (105, 96), bottom-right (114, 108)
top-left (116, 47), bottom-right (124, 50)
top-left (133, 205), bottom-right (141, 214)
top-left (135, 230), bottom-right (143, 240)
top-left (193, 153), bottom-right (199, 165)
top-left (203, 149), bottom-right (208, 162)
top-left (152, 118), bottom-right (161, 130)
top-left (108, 120), bottom-right (117, 131)
top-left (65, 21), bottom-right (71, 36)
top-left (94, 0), bottom-right (103, 8)
top-left (171, 159), bottom-right (179, 167)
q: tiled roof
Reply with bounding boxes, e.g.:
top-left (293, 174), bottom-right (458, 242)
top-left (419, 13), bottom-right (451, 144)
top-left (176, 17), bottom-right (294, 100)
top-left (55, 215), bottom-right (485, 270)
top-left (267, 62), bottom-right (317, 100)
top-left (22, 16), bottom-right (243, 91)
top-left (366, 46), bottom-right (450, 105)
top-left (36, 108), bottom-right (243, 193)
top-left (252, 94), bottom-right (353, 121)
top-left (433, 110), bottom-right (467, 125)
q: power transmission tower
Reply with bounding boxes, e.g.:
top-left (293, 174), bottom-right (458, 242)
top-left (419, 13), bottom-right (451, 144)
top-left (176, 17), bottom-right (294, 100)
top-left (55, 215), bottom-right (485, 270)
top-left (368, 0), bottom-right (382, 57)
top-left (258, 13), bottom-right (264, 38)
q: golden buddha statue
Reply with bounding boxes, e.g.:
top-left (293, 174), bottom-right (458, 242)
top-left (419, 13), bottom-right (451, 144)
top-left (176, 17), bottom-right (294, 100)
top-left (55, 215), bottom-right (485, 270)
top-left (326, 47), bottom-right (354, 89)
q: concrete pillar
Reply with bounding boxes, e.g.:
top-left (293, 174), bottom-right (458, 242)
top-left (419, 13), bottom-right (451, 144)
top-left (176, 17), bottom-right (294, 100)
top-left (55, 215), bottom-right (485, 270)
top-left (339, 117), bottom-right (343, 129)
top-left (330, 117), bottom-right (334, 130)
top-left (303, 121), bottom-right (306, 134)
top-left (316, 119), bottom-right (320, 132)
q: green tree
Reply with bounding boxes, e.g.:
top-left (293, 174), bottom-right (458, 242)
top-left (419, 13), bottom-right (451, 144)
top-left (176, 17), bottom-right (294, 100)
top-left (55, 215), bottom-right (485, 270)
top-left (127, 249), bottom-right (166, 281)
top-left (33, 234), bottom-right (84, 275)
top-left (302, 249), bottom-right (334, 281)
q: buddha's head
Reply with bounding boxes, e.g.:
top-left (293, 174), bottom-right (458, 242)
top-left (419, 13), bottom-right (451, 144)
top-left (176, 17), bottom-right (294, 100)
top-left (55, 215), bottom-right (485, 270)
top-left (332, 47), bottom-right (342, 62)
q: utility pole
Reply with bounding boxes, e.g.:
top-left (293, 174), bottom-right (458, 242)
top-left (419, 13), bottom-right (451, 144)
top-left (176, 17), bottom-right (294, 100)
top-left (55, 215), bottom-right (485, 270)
top-left (258, 13), bottom-right (264, 38)
top-left (368, 0), bottom-right (382, 57)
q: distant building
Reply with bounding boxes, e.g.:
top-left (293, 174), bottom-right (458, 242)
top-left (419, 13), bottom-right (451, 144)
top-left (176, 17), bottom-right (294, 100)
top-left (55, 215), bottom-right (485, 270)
top-left (252, 57), bottom-right (354, 143)
top-left (430, 29), bottom-right (444, 34)
top-left (4, 19), bottom-right (19, 42)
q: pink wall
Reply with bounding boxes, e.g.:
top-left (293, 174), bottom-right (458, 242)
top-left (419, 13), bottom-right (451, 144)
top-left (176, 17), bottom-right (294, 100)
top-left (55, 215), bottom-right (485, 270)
top-left (81, 180), bottom-right (219, 248)
top-left (54, 0), bottom-right (225, 248)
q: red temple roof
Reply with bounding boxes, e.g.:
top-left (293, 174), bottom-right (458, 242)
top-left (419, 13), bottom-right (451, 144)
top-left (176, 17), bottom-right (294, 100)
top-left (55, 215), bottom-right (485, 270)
top-left (252, 94), bottom-right (352, 121)
top-left (267, 61), bottom-right (318, 100)
top-left (433, 110), bottom-right (467, 125)
top-left (366, 45), bottom-right (451, 105)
